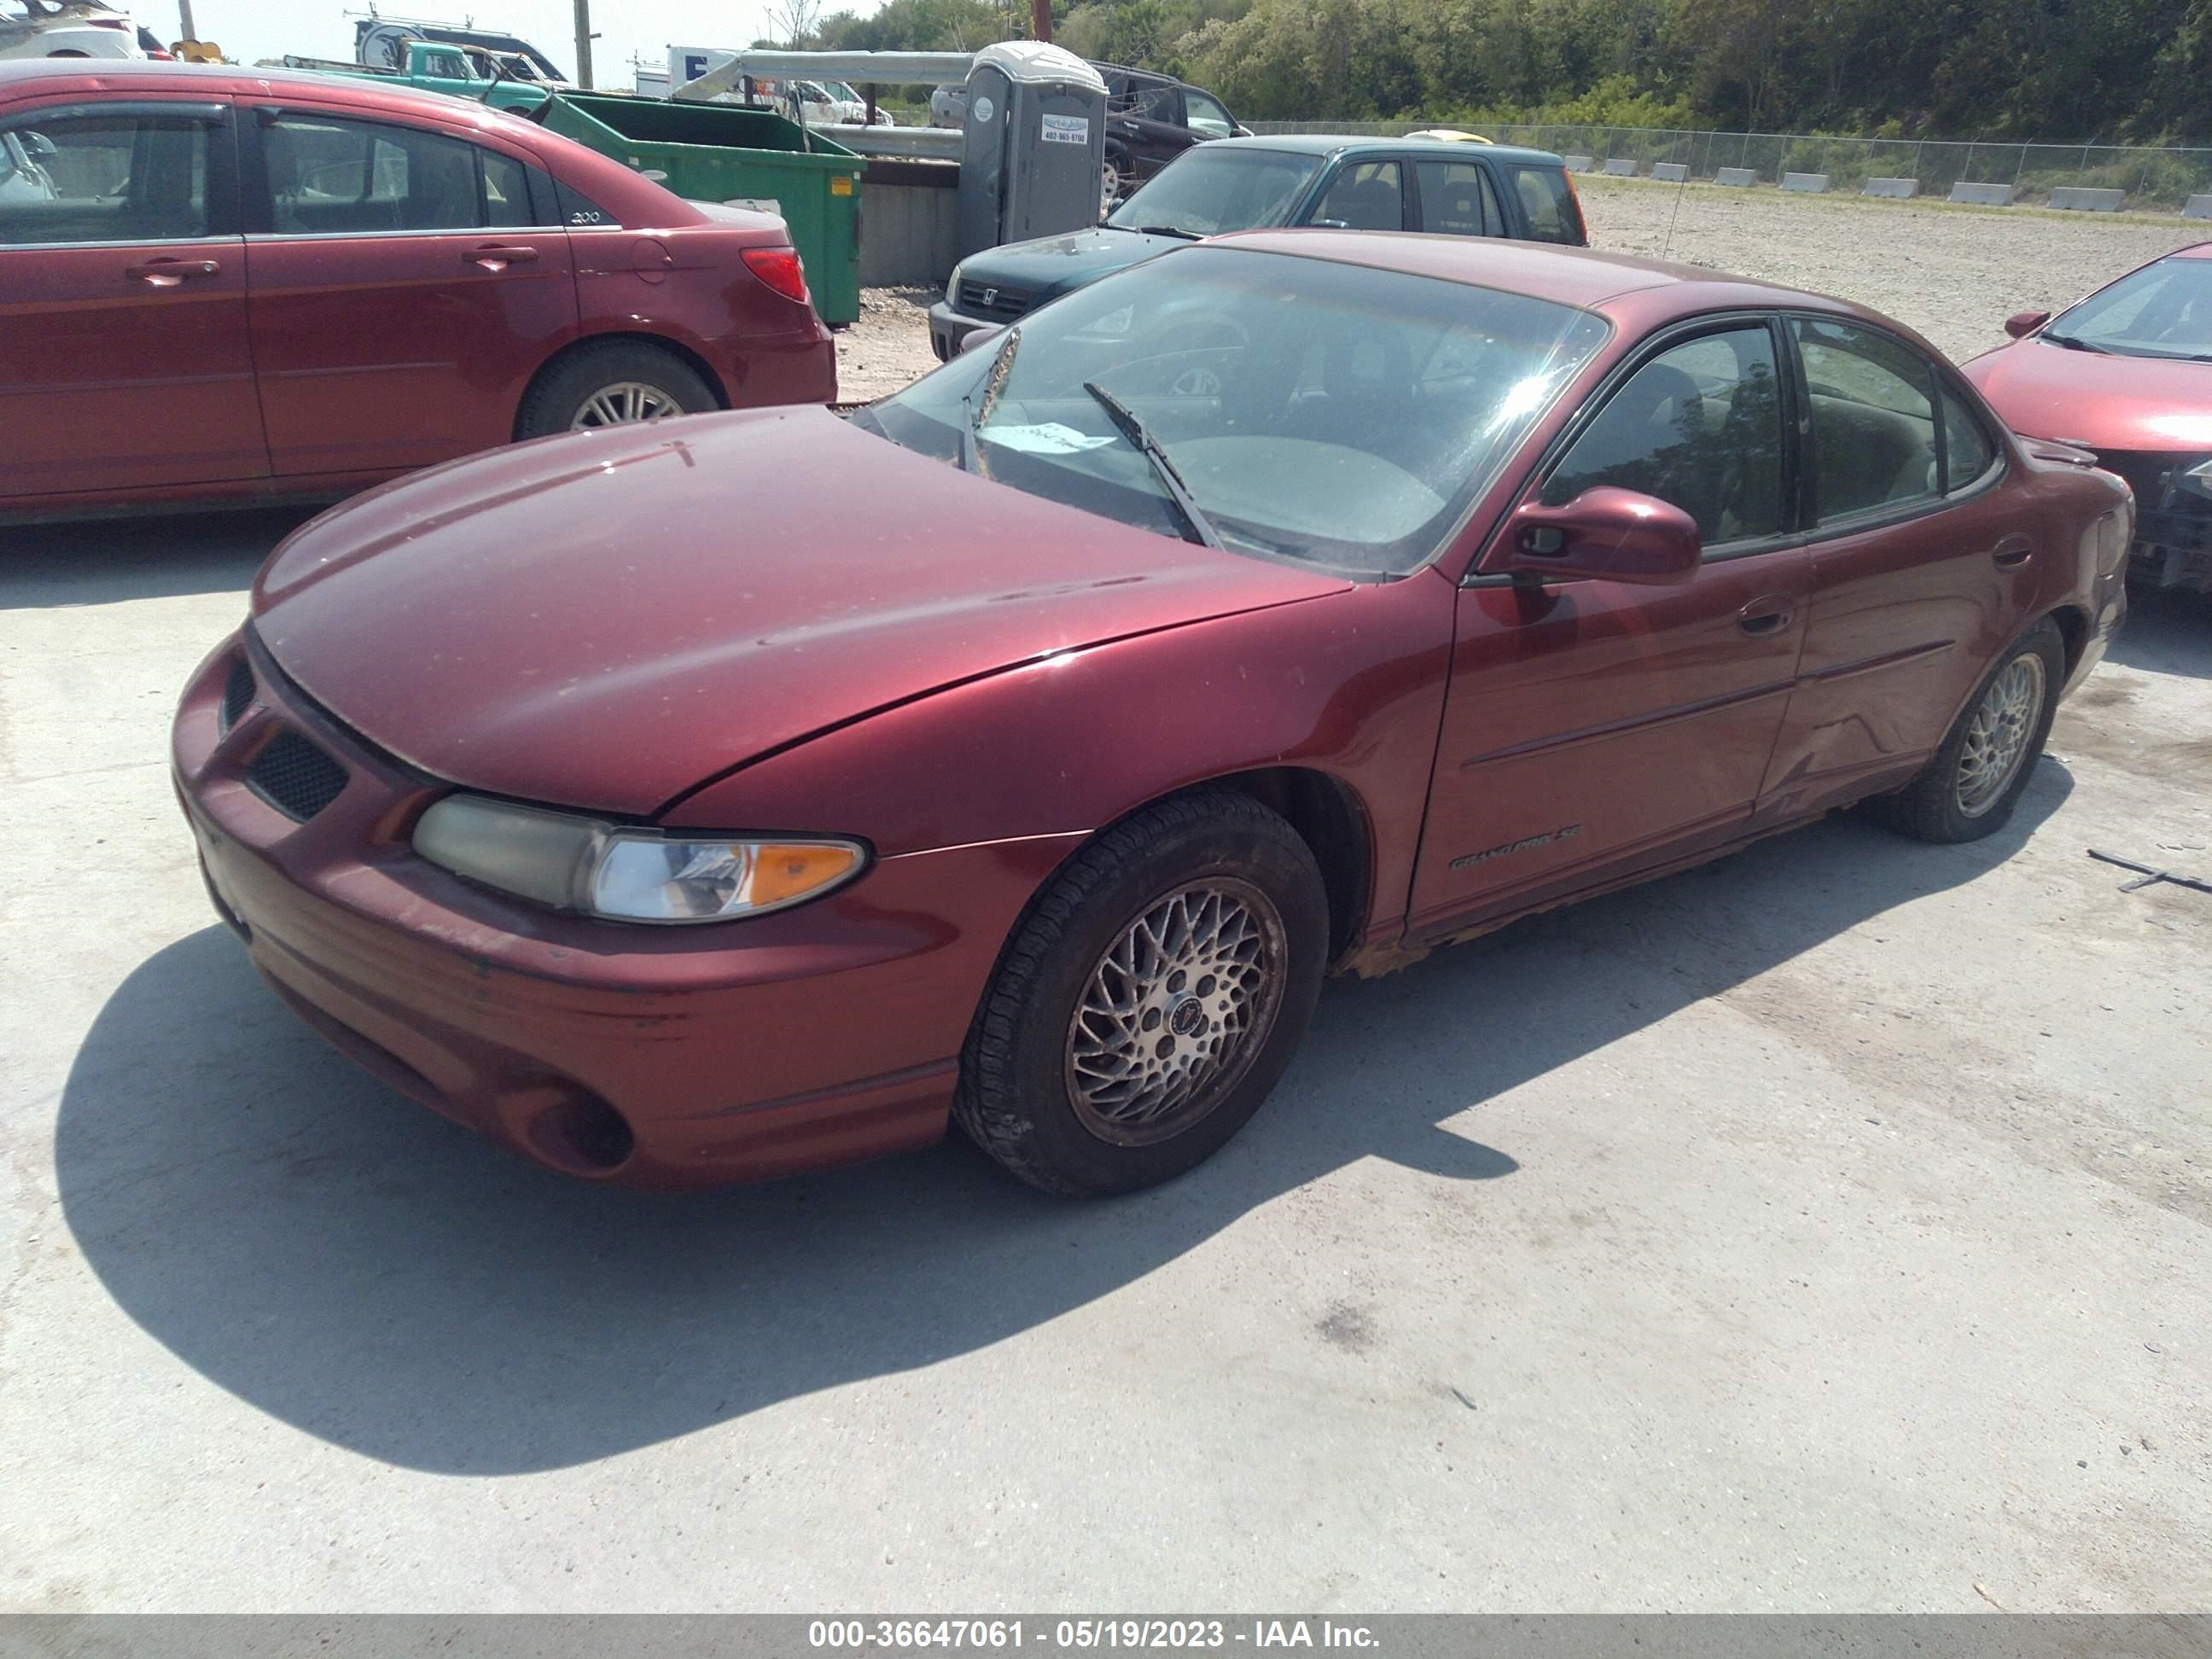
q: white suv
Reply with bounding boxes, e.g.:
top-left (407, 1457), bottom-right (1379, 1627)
top-left (0, 1), bottom-right (146, 59)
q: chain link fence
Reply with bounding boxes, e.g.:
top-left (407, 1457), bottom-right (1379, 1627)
top-left (1245, 122), bottom-right (2212, 212)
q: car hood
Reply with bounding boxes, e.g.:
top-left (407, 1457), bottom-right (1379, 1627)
top-left (961, 225), bottom-right (1186, 296)
top-left (1965, 337), bottom-right (2212, 452)
top-left (251, 407), bottom-right (1348, 818)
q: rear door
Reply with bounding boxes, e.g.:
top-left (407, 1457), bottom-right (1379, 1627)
top-left (0, 96), bottom-right (265, 501)
top-left (240, 102), bottom-right (579, 478)
top-left (1755, 317), bottom-right (2024, 822)
top-left (1411, 157), bottom-right (1510, 237)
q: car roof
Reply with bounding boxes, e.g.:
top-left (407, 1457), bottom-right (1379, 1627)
top-left (0, 55), bottom-right (522, 121)
top-left (1201, 131), bottom-right (1565, 167)
top-left (1208, 228), bottom-right (1883, 324)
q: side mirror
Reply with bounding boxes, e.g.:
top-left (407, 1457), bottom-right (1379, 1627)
top-left (1503, 487), bottom-right (1700, 585)
top-left (957, 324), bottom-right (1006, 356)
top-left (2005, 310), bottom-right (2051, 340)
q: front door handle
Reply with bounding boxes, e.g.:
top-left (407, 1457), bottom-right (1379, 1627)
top-left (1737, 596), bottom-right (1796, 636)
top-left (1991, 536), bottom-right (2034, 569)
top-left (126, 258), bottom-right (221, 287)
top-left (465, 244), bottom-right (539, 271)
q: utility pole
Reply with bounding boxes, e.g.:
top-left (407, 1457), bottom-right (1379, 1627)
top-left (177, 0), bottom-right (195, 43)
top-left (573, 0), bottom-right (595, 89)
top-left (1030, 0), bottom-right (1051, 40)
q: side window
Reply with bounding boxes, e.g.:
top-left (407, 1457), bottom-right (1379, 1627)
top-left (1416, 160), bottom-right (1505, 236)
top-left (1313, 160), bottom-right (1403, 231)
top-left (421, 49), bottom-right (469, 79)
top-left (1543, 326), bottom-right (1786, 549)
top-left (1128, 84), bottom-right (1179, 120)
top-left (1508, 165), bottom-right (1581, 245)
top-left (1793, 318), bottom-right (1941, 522)
top-left (258, 113), bottom-right (550, 235)
top-left (1941, 387), bottom-right (1998, 491)
top-left (1183, 90), bottom-right (1234, 139)
top-left (0, 114), bottom-right (212, 247)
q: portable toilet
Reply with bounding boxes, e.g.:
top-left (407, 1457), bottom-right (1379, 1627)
top-left (956, 43), bottom-right (1109, 257)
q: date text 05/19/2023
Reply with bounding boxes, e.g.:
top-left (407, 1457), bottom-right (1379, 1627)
top-left (806, 1621), bottom-right (1382, 1650)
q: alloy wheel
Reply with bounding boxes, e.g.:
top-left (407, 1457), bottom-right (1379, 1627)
top-left (570, 382), bottom-right (684, 430)
top-left (1955, 654), bottom-right (2046, 817)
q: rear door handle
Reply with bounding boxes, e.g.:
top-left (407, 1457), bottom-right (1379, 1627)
top-left (1737, 596), bottom-right (1796, 636)
top-left (1991, 537), bottom-right (2034, 569)
top-left (465, 244), bottom-right (539, 271)
top-left (126, 258), bottom-right (221, 287)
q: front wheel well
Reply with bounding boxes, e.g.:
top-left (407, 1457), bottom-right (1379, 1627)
top-left (513, 332), bottom-right (730, 441)
top-left (1178, 768), bottom-right (1374, 963)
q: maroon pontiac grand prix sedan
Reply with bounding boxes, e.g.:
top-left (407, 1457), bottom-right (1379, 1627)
top-left (1, 59), bottom-right (835, 523)
top-left (174, 233), bottom-right (2132, 1196)
top-left (1963, 242), bottom-right (2212, 593)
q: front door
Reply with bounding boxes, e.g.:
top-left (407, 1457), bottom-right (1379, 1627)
top-left (240, 103), bottom-right (579, 478)
top-left (0, 97), bottom-right (264, 503)
top-left (1410, 320), bottom-right (1810, 935)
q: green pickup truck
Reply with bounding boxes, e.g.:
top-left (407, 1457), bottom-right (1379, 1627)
top-left (281, 41), bottom-right (557, 114)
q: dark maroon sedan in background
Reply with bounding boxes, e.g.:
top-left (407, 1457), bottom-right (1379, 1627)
top-left (174, 235), bottom-right (2130, 1197)
top-left (1965, 242), bottom-right (2212, 593)
top-left (0, 58), bottom-right (835, 522)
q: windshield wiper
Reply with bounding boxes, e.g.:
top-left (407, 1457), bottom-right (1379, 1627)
top-left (1128, 224), bottom-right (1202, 240)
top-left (1080, 381), bottom-right (1223, 550)
top-left (958, 325), bottom-right (1021, 475)
top-left (2041, 331), bottom-right (2110, 354)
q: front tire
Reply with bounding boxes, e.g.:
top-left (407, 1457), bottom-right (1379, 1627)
top-left (1871, 619), bottom-right (2064, 843)
top-left (955, 792), bottom-right (1328, 1196)
top-left (515, 341), bottom-right (718, 439)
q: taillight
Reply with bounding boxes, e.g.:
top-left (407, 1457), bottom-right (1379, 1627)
top-left (741, 245), bottom-right (810, 306)
top-left (1562, 171), bottom-right (1588, 242)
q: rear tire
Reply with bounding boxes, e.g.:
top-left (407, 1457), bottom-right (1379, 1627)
top-left (954, 792), bottom-right (1328, 1196)
top-left (1868, 620), bottom-right (2064, 843)
top-left (515, 341), bottom-right (719, 439)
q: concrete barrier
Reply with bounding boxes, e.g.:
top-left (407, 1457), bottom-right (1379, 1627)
top-left (1562, 154), bottom-right (1593, 172)
top-left (2186, 194), bottom-right (2212, 220)
top-left (1781, 172), bottom-right (1830, 193)
top-left (1651, 162), bottom-right (1688, 183)
top-left (1949, 181), bottom-right (2017, 206)
top-left (1862, 176), bottom-right (1918, 199)
top-left (2047, 186), bottom-right (2125, 212)
top-left (1602, 157), bottom-right (1639, 177)
top-left (1714, 166), bottom-right (1757, 187)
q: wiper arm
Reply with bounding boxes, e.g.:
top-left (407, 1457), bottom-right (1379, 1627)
top-left (1081, 380), bottom-right (1223, 550)
top-left (958, 325), bottom-right (1021, 476)
top-left (1128, 224), bottom-right (1202, 240)
top-left (2041, 331), bottom-right (2110, 354)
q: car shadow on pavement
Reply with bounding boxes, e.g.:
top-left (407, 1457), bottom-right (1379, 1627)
top-left (55, 764), bottom-right (2071, 1475)
top-left (2105, 585), bottom-right (2212, 679)
top-left (0, 509), bottom-right (313, 610)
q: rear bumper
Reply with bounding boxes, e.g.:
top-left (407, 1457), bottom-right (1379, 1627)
top-left (173, 631), bottom-right (1077, 1190)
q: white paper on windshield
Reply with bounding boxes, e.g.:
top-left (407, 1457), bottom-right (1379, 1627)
top-left (1040, 114), bottom-right (1091, 145)
top-left (987, 422), bottom-right (1116, 455)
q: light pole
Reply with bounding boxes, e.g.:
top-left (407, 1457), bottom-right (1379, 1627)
top-left (573, 0), bottom-right (595, 89)
top-left (177, 0), bottom-right (195, 42)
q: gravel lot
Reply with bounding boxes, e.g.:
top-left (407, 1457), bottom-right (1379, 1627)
top-left (3, 194), bottom-right (2209, 1614)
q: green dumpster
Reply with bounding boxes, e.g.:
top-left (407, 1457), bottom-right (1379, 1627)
top-left (542, 95), bottom-right (864, 328)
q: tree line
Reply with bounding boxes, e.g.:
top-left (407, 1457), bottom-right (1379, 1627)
top-left (802, 0), bottom-right (2212, 143)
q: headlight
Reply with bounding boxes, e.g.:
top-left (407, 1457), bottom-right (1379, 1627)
top-left (412, 795), bottom-right (865, 924)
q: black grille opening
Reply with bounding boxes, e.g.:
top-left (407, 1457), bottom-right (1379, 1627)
top-left (220, 657), bottom-right (254, 732)
top-left (247, 729), bottom-right (349, 822)
top-left (958, 280), bottom-right (1034, 322)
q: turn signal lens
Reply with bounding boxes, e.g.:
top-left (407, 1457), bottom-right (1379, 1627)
top-left (742, 245), bottom-right (811, 305)
top-left (748, 842), bottom-right (861, 906)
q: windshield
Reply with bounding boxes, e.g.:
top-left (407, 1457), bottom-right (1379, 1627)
top-left (859, 246), bottom-right (1609, 577)
top-left (2049, 256), bottom-right (2212, 360)
top-left (1105, 148), bottom-right (1320, 237)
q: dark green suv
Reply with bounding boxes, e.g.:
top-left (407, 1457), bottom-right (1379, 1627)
top-left (928, 134), bottom-right (1587, 360)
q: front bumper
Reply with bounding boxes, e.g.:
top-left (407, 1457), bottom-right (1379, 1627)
top-left (173, 630), bottom-right (1079, 1190)
top-left (928, 300), bottom-right (992, 363)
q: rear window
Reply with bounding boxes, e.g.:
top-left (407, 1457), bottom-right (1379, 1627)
top-left (1508, 165), bottom-right (1584, 246)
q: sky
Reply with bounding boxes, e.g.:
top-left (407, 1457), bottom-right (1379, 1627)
top-left (157, 1), bottom-right (884, 88)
